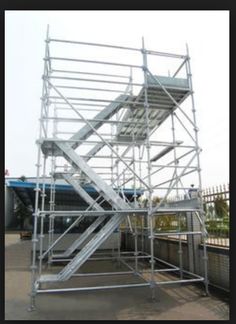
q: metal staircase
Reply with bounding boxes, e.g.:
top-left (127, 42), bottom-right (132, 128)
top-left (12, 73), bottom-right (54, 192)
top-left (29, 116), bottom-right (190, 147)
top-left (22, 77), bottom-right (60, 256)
top-left (54, 214), bottom-right (108, 258)
top-left (54, 141), bottom-right (131, 210)
top-left (39, 212), bottom-right (126, 282)
top-left (29, 33), bottom-right (209, 312)
top-left (38, 94), bottom-right (133, 284)
top-left (59, 173), bottom-right (105, 211)
top-left (37, 74), bottom-right (193, 284)
top-left (41, 94), bottom-right (130, 157)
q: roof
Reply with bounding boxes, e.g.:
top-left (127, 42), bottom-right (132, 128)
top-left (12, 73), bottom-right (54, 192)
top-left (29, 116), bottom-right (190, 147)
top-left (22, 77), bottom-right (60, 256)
top-left (6, 180), bottom-right (143, 210)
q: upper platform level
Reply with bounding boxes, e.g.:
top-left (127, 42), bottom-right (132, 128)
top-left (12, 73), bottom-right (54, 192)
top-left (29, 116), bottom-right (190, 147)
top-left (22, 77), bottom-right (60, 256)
top-left (39, 37), bottom-right (191, 157)
top-left (116, 75), bottom-right (190, 141)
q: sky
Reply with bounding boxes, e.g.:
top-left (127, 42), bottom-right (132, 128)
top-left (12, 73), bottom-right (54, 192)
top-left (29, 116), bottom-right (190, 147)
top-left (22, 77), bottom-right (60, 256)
top-left (5, 10), bottom-right (229, 189)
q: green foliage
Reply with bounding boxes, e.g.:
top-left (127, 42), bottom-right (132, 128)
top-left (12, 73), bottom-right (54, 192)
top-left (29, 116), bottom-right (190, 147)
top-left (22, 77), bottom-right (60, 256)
top-left (152, 196), bottom-right (161, 205)
top-left (155, 214), bottom-right (175, 230)
top-left (205, 218), bottom-right (229, 238)
top-left (138, 195), bottom-right (161, 207)
top-left (154, 214), bottom-right (187, 231)
top-left (214, 196), bottom-right (229, 218)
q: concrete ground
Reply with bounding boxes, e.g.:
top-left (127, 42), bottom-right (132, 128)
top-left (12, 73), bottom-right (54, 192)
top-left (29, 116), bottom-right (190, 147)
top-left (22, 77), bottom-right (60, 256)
top-left (5, 234), bottom-right (229, 320)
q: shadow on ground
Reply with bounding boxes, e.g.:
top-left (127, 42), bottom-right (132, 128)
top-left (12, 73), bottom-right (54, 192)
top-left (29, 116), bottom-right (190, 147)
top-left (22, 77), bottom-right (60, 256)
top-left (5, 235), bottom-right (229, 320)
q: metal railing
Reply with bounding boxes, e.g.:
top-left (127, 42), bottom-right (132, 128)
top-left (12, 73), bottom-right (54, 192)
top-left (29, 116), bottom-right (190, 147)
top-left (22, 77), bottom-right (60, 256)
top-left (149, 184), bottom-right (230, 247)
top-left (203, 184), bottom-right (229, 247)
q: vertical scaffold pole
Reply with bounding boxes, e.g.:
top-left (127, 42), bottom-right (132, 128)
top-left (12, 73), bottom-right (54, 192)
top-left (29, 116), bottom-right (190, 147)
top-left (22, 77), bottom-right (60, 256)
top-left (132, 131), bottom-right (138, 273)
top-left (38, 157), bottom-right (47, 275)
top-left (170, 113), bottom-right (183, 279)
top-left (141, 37), bottom-right (155, 300)
top-left (48, 105), bottom-right (57, 266)
top-left (48, 157), bottom-right (55, 266)
top-left (111, 116), bottom-right (116, 262)
top-left (28, 24), bottom-right (50, 312)
top-left (186, 44), bottom-right (209, 296)
top-left (138, 146), bottom-right (145, 254)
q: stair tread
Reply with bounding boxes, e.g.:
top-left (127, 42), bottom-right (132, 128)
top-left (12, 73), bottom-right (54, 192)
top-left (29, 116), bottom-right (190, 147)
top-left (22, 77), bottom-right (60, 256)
top-left (38, 274), bottom-right (58, 282)
top-left (58, 214), bottom-right (125, 280)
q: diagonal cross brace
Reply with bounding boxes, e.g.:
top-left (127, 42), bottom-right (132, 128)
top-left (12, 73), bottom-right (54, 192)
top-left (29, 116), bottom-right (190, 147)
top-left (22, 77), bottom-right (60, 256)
top-left (55, 141), bottom-right (131, 211)
top-left (61, 173), bottom-right (104, 211)
top-left (69, 94), bottom-right (129, 150)
top-left (57, 212), bottom-right (126, 281)
top-left (55, 214), bottom-right (108, 258)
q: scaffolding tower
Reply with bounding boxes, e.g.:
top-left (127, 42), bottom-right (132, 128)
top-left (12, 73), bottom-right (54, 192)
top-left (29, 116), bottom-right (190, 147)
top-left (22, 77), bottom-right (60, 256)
top-left (29, 27), bottom-right (209, 310)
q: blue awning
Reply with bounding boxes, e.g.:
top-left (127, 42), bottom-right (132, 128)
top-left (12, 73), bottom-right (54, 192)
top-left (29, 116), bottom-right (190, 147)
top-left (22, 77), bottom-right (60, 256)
top-left (6, 180), bottom-right (144, 209)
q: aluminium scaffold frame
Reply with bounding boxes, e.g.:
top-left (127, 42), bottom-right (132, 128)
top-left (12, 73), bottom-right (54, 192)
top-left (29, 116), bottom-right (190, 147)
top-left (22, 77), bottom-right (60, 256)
top-left (29, 26), bottom-right (209, 311)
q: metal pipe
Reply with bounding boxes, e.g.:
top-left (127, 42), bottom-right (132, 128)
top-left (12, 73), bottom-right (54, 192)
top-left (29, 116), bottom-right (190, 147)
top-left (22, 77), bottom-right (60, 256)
top-left (172, 58), bottom-right (188, 77)
top-left (132, 130), bottom-right (138, 273)
top-left (72, 271), bottom-right (134, 277)
top-left (150, 144), bottom-right (179, 162)
top-left (38, 157), bottom-right (47, 274)
top-left (52, 69), bottom-right (130, 79)
top-left (152, 168), bottom-right (197, 189)
top-left (186, 44), bottom-right (209, 295)
top-left (174, 112), bottom-right (197, 144)
top-left (141, 268), bottom-right (179, 273)
top-left (49, 75), bottom-right (142, 86)
top-left (37, 282), bottom-right (150, 293)
top-left (50, 255), bottom-right (151, 262)
top-left (178, 213), bottom-right (183, 280)
top-left (42, 116), bottom-right (147, 126)
top-left (49, 38), bottom-right (186, 59)
top-left (141, 252), bottom-right (180, 270)
top-left (55, 85), bottom-right (126, 93)
top-left (120, 258), bottom-right (152, 284)
top-left (29, 25), bottom-right (50, 311)
top-left (48, 95), bottom-right (171, 110)
top-left (48, 156), bottom-right (56, 263)
top-left (49, 38), bottom-right (141, 52)
top-left (151, 187), bottom-right (193, 190)
top-left (154, 278), bottom-right (204, 285)
top-left (143, 148), bottom-right (196, 180)
top-left (151, 154), bottom-right (198, 215)
top-left (48, 105), bottom-right (58, 263)
top-left (151, 164), bottom-right (197, 169)
top-left (153, 231), bottom-right (203, 236)
top-left (46, 80), bottom-right (151, 190)
top-left (146, 49), bottom-right (186, 59)
top-left (41, 215), bottom-right (84, 259)
top-left (36, 278), bottom-right (204, 294)
top-left (171, 113), bottom-right (183, 280)
top-left (49, 57), bottom-right (141, 69)
top-left (55, 106), bottom-right (101, 112)
top-left (182, 269), bottom-right (205, 279)
top-left (142, 37), bottom-right (156, 300)
top-left (52, 101), bottom-right (107, 107)
top-left (41, 207), bottom-right (200, 217)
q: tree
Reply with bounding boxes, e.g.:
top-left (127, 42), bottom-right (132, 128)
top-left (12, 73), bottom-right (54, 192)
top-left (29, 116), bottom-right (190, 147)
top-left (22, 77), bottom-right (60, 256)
top-left (214, 196), bottom-right (229, 219)
top-left (152, 196), bottom-right (161, 205)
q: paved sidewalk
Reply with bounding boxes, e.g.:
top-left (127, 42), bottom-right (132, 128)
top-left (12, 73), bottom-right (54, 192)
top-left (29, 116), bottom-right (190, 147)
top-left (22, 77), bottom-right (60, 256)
top-left (5, 234), bottom-right (229, 320)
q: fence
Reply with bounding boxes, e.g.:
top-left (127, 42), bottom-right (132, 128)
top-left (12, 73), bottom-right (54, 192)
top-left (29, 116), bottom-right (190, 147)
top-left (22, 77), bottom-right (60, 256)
top-left (202, 184), bottom-right (229, 247)
top-left (146, 184), bottom-right (230, 248)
